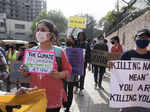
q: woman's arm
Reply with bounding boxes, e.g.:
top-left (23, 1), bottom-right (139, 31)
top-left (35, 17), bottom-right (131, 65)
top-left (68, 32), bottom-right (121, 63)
top-left (18, 65), bottom-right (30, 78)
top-left (50, 50), bottom-right (72, 79)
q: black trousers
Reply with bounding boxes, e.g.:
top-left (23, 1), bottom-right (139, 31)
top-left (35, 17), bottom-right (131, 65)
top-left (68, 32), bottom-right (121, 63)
top-left (94, 65), bottom-right (105, 87)
top-left (63, 81), bottom-right (74, 110)
top-left (46, 107), bottom-right (61, 112)
top-left (79, 62), bottom-right (87, 90)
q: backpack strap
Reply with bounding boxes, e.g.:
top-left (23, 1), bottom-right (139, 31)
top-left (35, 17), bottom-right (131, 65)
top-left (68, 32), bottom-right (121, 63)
top-left (30, 46), bottom-right (39, 50)
top-left (53, 46), bottom-right (62, 72)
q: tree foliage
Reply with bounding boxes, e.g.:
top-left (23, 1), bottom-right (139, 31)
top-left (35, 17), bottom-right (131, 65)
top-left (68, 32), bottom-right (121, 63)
top-left (31, 9), bottom-right (68, 33)
top-left (144, 0), bottom-right (150, 5)
top-left (98, 1), bottom-right (150, 35)
top-left (98, 10), bottom-right (120, 33)
top-left (83, 14), bottom-right (103, 39)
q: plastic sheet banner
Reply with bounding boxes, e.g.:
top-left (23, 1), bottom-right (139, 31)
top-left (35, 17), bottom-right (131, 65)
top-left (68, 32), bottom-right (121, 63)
top-left (0, 89), bottom-right (47, 112)
top-left (110, 60), bottom-right (150, 108)
top-left (66, 48), bottom-right (84, 75)
top-left (68, 16), bottom-right (86, 28)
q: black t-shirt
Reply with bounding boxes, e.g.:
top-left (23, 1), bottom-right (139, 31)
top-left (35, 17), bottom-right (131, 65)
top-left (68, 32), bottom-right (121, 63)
top-left (120, 49), bottom-right (150, 60)
top-left (76, 41), bottom-right (91, 63)
top-left (93, 43), bottom-right (108, 52)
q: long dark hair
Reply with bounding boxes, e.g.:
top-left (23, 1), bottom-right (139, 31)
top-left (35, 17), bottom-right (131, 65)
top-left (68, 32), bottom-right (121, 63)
top-left (77, 32), bottom-right (86, 41)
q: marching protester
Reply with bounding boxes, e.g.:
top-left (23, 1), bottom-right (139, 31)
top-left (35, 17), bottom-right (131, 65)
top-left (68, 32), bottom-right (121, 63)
top-left (120, 28), bottom-right (150, 112)
top-left (63, 41), bottom-right (77, 112)
top-left (110, 36), bottom-right (125, 53)
top-left (76, 31), bottom-right (91, 96)
top-left (67, 29), bottom-right (91, 96)
top-left (18, 19), bottom-right (72, 112)
top-left (0, 47), bottom-right (9, 83)
top-left (93, 34), bottom-right (108, 89)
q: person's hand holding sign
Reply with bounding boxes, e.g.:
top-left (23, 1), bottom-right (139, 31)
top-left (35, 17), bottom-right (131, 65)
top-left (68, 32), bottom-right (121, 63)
top-left (50, 69), bottom-right (68, 79)
top-left (18, 65), bottom-right (30, 78)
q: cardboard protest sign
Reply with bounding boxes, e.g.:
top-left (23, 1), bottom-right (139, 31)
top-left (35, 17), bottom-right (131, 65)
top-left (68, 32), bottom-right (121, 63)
top-left (110, 60), bottom-right (150, 108)
top-left (66, 48), bottom-right (84, 75)
top-left (23, 50), bottom-right (56, 74)
top-left (68, 16), bottom-right (86, 29)
top-left (91, 49), bottom-right (121, 67)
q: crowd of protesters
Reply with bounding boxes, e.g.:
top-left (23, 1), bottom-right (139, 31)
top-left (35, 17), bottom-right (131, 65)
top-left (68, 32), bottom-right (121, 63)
top-left (0, 18), bottom-right (149, 112)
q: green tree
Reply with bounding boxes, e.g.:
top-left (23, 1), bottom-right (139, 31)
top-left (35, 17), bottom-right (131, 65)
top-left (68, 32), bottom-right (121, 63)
top-left (31, 9), bottom-right (68, 33)
top-left (98, 10), bottom-right (120, 33)
top-left (144, 0), bottom-right (150, 5)
top-left (84, 14), bottom-right (97, 39)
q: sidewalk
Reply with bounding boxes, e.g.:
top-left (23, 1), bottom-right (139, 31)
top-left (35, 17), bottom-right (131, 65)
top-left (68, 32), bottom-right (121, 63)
top-left (61, 70), bottom-right (120, 112)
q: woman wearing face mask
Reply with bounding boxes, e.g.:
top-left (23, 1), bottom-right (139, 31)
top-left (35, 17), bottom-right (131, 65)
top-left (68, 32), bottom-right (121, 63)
top-left (110, 36), bottom-right (125, 53)
top-left (120, 29), bottom-right (150, 112)
top-left (19, 19), bottom-right (72, 112)
top-left (74, 31), bottom-right (91, 96)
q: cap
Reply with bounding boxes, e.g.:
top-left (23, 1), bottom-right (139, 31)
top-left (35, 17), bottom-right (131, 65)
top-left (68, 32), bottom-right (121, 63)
top-left (135, 29), bottom-right (150, 38)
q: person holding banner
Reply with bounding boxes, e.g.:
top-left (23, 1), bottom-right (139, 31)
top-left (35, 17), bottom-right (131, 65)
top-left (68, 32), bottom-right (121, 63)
top-left (93, 34), bottom-right (108, 89)
top-left (63, 41), bottom-right (78, 112)
top-left (119, 28), bottom-right (150, 112)
top-left (19, 19), bottom-right (72, 112)
top-left (76, 31), bottom-right (91, 96)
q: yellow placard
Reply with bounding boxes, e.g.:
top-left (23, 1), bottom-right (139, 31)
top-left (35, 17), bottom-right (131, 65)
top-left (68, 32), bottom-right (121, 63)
top-left (0, 89), bottom-right (47, 112)
top-left (69, 16), bottom-right (86, 28)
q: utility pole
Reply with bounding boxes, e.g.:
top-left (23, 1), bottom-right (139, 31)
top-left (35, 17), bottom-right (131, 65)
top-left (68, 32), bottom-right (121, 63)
top-left (116, 0), bottom-right (120, 35)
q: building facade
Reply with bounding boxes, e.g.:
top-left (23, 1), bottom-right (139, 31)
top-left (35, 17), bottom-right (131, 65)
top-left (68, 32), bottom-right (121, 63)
top-left (0, 0), bottom-right (46, 40)
top-left (0, 0), bottom-right (47, 21)
top-left (6, 19), bottom-right (33, 41)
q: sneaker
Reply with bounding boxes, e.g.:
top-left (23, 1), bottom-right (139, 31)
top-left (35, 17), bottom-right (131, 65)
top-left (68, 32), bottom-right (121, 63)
top-left (94, 83), bottom-right (97, 89)
top-left (79, 90), bottom-right (84, 96)
top-left (99, 86), bottom-right (104, 90)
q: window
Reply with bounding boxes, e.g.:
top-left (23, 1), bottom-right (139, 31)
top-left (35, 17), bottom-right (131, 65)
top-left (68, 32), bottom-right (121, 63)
top-left (15, 24), bottom-right (25, 29)
top-left (15, 32), bottom-right (25, 35)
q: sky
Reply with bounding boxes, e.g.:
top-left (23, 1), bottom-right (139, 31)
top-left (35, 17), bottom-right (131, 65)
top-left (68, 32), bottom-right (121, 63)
top-left (47, 0), bottom-right (117, 21)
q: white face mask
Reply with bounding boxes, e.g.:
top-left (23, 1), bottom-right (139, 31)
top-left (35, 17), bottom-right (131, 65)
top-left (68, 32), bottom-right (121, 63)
top-left (36, 31), bottom-right (49, 43)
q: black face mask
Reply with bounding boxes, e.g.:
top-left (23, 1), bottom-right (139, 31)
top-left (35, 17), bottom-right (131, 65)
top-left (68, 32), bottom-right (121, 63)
top-left (111, 41), bottom-right (115, 44)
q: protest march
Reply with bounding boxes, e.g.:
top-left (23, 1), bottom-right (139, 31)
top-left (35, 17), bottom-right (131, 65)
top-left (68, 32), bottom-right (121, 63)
top-left (0, 1), bottom-right (150, 112)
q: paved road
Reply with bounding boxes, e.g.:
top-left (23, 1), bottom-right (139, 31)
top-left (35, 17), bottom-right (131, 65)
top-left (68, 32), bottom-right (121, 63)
top-left (61, 70), bottom-right (120, 112)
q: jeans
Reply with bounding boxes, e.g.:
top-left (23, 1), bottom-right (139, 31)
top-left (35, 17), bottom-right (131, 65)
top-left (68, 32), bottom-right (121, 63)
top-left (79, 62), bottom-right (87, 90)
top-left (94, 65), bottom-right (105, 87)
